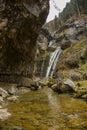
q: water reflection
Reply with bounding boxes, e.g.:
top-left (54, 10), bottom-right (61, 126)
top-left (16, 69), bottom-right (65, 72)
top-left (0, 87), bottom-right (87, 130)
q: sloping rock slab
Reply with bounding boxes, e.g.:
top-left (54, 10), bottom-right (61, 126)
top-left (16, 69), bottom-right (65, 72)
top-left (64, 79), bottom-right (76, 91)
top-left (0, 87), bottom-right (9, 98)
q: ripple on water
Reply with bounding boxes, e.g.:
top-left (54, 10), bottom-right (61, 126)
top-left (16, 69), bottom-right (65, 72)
top-left (0, 88), bottom-right (87, 130)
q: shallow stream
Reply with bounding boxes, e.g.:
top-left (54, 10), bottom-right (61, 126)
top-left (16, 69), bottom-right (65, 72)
top-left (0, 88), bottom-right (87, 130)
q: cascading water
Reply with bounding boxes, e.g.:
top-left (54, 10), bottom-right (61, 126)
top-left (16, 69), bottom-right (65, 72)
top-left (39, 40), bottom-right (62, 78)
top-left (46, 47), bottom-right (62, 77)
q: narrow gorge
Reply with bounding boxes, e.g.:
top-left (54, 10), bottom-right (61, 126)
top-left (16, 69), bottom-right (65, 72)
top-left (0, 0), bottom-right (87, 129)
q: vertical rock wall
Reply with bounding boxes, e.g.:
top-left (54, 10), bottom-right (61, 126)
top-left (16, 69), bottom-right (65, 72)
top-left (0, 0), bottom-right (49, 83)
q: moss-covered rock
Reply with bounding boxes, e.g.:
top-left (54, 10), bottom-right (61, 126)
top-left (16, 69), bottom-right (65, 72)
top-left (74, 80), bottom-right (87, 100)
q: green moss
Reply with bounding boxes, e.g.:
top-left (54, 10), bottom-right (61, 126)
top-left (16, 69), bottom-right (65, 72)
top-left (57, 29), bottom-right (68, 39)
top-left (74, 90), bottom-right (86, 98)
top-left (58, 31), bottom-right (65, 37)
top-left (47, 78), bottom-right (55, 87)
top-left (74, 80), bottom-right (87, 88)
top-left (73, 37), bottom-right (87, 51)
top-left (79, 64), bottom-right (87, 71)
top-left (62, 47), bottom-right (70, 54)
top-left (62, 37), bottom-right (87, 55)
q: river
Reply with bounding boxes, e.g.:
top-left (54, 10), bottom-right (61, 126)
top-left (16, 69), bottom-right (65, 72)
top-left (0, 87), bottom-right (87, 130)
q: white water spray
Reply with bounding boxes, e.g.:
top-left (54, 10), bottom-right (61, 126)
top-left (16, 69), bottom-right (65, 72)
top-left (46, 47), bottom-right (62, 77)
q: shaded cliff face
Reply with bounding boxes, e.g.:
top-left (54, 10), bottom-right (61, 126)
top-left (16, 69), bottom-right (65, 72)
top-left (0, 0), bottom-right (49, 82)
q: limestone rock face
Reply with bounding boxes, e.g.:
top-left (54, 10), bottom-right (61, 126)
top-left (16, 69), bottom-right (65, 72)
top-left (0, 0), bottom-right (49, 83)
top-left (0, 87), bottom-right (8, 98)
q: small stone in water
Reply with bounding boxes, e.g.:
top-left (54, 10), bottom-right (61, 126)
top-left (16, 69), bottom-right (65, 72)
top-left (11, 126), bottom-right (23, 130)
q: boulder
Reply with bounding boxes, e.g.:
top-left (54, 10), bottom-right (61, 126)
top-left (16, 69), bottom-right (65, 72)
top-left (18, 77), bottom-right (33, 87)
top-left (51, 80), bottom-right (76, 93)
top-left (31, 81), bottom-right (39, 90)
top-left (0, 96), bottom-right (4, 103)
top-left (60, 84), bottom-right (75, 93)
top-left (49, 78), bottom-right (77, 93)
top-left (8, 85), bottom-right (17, 95)
top-left (51, 84), bottom-right (60, 92)
top-left (0, 83), bottom-right (17, 95)
top-left (7, 96), bottom-right (18, 102)
top-left (64, 79), bottom-right (76, 91)
top-left (0, 88), bottom-right (9, 98)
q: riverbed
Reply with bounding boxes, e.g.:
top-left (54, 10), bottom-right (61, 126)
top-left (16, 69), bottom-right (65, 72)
top-left (0, 88), bottom-right (87, 130)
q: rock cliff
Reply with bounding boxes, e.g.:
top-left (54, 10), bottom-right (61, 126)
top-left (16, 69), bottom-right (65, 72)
top-left (37, 0), bottom-right (87, 79)
top-left (0, 0), bottom-right (49, 83)
top-left (36, 0), bottom-right (87, 99)
top-left (45, 0), bottom-right (87, 34)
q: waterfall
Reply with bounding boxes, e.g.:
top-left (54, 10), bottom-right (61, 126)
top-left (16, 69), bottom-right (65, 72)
top-left (46, 47), bottom-right (62, 77)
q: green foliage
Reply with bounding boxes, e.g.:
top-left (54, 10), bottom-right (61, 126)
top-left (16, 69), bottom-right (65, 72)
top-left (75, 80), bottom-right (87, 87)
top-left (47, 78), bottom-right (55, 87)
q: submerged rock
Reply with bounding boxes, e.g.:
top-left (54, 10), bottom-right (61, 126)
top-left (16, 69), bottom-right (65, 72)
top-left (17, 87), bottom-right (30, 94)
top-left (0, 108), bottom-right (11, 120)
top-left (7, 95), bottom-right (18, 102)
top-left (11, 126), bottom-right (23, 130)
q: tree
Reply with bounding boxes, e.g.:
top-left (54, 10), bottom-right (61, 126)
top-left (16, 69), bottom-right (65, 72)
top-left (76, 0), bottom-right (81, 16)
